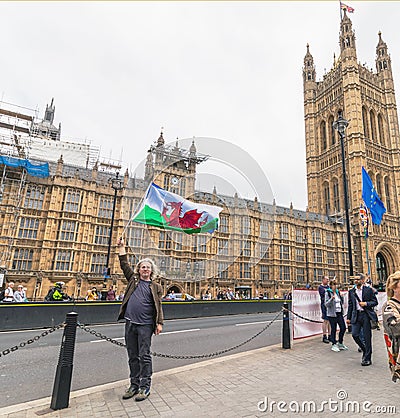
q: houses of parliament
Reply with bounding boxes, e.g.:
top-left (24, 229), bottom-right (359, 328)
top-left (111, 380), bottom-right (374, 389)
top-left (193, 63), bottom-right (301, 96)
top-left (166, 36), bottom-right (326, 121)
top-left (0, 11), bottom-right (399, 300)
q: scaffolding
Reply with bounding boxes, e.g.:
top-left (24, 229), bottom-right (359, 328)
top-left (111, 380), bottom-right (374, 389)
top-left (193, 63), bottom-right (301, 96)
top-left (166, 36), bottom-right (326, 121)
top-left (0, 102), bottom-right (35, 268)
top-left (0, 102), bottom-right (35, 159)
top-left (0, 164), bottom-right (27, 268)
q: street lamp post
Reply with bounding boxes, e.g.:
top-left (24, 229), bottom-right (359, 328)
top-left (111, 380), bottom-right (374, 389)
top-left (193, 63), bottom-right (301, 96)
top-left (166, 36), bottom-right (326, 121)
top-left (76, 272), bottom-right (82, 299)
top-left (333, 113), bottom-right (354, 276)
top-left (0, 266), bottom-right (7, 291)
top-left (103, 172), bottom-right (124, 294)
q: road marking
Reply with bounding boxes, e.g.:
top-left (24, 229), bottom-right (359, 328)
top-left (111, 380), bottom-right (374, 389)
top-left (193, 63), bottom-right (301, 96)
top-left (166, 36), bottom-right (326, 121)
top-left (235, 320), bottom-right (282, 326)
top-left (161, 328), bottom-right (200, 335)
top-left (89, 328), bottom-right (201, 343)
top-left (90, 337), bottom-right (124, 343)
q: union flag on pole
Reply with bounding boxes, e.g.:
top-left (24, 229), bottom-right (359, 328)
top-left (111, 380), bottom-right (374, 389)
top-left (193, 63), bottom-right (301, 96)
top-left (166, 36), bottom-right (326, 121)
top-left (359, 203), bottom-right (369, 237)
top-left (340, 2), bottom-right (355, 13)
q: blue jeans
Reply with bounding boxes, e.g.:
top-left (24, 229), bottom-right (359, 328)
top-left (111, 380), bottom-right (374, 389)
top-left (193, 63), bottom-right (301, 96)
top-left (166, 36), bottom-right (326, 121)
top-left (351, 311), bottom-right (372, 362)
top-left (125, 321), bottom-right (154, 390)
top-left (328, 313), bottom-right (346, 345)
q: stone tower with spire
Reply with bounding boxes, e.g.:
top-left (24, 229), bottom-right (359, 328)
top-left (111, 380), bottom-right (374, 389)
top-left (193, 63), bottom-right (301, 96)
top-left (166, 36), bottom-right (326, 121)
top-left (303, 10), bottom-right (400, 282)
top-left (31, 98), bottom-right (61, 140)
top-left (146, 131), bottom-right (207, 198)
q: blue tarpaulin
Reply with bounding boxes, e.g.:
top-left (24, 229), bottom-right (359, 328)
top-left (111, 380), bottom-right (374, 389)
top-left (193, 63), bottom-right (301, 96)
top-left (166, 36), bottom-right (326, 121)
top-left (0, 155), bottom-right (49, 178)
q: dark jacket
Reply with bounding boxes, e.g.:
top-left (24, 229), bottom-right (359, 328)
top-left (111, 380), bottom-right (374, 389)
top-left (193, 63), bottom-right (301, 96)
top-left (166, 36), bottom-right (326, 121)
top-left (117, 254), bottom-right (164, 328)
top-left (347, 285), bottom-right (378, 324)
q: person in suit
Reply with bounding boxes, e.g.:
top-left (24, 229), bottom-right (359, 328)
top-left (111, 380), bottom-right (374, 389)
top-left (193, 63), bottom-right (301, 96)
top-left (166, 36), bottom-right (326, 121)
top-left (346, 273), bottom-right (378, 366)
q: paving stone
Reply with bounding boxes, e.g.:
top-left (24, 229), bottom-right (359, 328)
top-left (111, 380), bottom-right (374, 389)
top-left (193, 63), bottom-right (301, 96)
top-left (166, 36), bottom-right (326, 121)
top-left (3, 335), bottom-right (400, 418)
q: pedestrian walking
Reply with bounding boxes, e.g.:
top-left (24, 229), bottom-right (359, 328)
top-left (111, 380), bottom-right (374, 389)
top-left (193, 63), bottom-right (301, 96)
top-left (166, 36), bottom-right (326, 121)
top-left (346, 273), bottom-right (378, 366)
top-left (325, 279), bottom-right (348, 352)
top-left (318, 276), bottom-right (331, 343)
top-left (117, 237), bottom-right (164, 402)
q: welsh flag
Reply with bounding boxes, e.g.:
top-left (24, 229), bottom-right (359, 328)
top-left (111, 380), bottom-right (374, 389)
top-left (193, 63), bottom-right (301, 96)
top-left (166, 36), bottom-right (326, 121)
top-left (133, 183), bottom-right (223, 234)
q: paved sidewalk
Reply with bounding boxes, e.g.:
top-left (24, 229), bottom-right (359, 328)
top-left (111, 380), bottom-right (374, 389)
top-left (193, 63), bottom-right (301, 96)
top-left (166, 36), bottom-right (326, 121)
top-left (1, 331), bottom-right (398, 418)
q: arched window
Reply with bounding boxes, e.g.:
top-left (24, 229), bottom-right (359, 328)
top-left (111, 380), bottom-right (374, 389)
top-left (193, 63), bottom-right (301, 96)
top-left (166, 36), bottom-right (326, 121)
top-left (323, 182), bottom-right (330, 214)
top-left (362, 107), bottom-right (369, 139)
top-left (384, 177), bottom-right (392, 213)
top-left (376, 173), bottom-right (382, 197)
top-left (378, 113), bottom-right (385, 146)
top-left (376, 253), bottom-right (388, 285)
top-left (163, 175), bottom-right (170, 190)
top-left (332, 178), bottom-right (340, 212)
top-left (179, 178), bottom-right (186, 196)
top-left (321, 121), bottom-right (327, 151)
top-left (328, 115), bottom-right (335, 145)
top-left (370, 110), bottom-right (377, 141)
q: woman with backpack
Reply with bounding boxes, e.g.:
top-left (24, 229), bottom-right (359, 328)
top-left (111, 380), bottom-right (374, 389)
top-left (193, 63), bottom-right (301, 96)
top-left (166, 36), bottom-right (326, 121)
top-left (325, 279), bottom-right (348, 352)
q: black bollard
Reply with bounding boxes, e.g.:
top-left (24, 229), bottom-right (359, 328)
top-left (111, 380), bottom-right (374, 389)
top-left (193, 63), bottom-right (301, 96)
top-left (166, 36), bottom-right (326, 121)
top-left (50, 311), bottom-right (78, 410)
top-left (282, 302), bottom-right (291, 349)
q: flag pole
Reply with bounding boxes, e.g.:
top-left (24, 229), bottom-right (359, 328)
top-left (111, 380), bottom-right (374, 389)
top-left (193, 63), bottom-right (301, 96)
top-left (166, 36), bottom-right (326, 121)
top-left (121, 182), bottom-right (152, 237)
top-left (360, 203), bottom-right (371, 277)
top-left (364, 225), bottom-right (371, 276)
top-left (365, 209), bottom-right (371, 276)
top-left (339, 1), bottom-right (343, 21)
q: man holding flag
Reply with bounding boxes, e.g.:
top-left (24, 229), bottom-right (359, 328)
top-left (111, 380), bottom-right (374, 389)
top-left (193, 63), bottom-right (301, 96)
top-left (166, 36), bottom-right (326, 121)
top-left (117, 239), bottom-right (164, 402)
top-left (116, 182), bottom-right (223, 401)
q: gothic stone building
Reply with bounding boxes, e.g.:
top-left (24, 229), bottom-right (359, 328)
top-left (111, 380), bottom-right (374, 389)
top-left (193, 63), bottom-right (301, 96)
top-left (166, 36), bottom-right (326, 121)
top-left (303, 10), bottom-right (400, 284)
top-left (0, 125), bottom-right (350, 300)
top-left (0, 12), bottom-right (398, 299)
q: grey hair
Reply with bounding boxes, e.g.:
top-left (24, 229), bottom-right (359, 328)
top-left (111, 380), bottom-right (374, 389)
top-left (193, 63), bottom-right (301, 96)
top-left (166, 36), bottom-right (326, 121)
top-left (386, 271), bottom-right (400, 299)
top-left (134, 258), bottom-right (159, 279)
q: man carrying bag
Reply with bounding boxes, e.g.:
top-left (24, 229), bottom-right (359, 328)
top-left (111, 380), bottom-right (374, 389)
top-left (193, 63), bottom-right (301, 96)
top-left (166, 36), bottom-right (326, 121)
top-left (346, 273), bottom-right (378, 366)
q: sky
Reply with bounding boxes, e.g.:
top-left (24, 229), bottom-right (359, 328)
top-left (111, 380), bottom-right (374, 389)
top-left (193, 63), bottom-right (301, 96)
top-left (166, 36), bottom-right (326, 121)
top-left (1, 1), bottom-right (400, 210)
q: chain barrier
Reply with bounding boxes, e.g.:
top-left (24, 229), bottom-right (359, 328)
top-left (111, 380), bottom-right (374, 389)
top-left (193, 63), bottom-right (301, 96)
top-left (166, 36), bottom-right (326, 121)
top-left (0, 323), bottom-right (65, 358)
top-left (284, 307), bottom-right (324, 324)
top-left (78, 310), bottom-right (283, 360)
top-left (78, 323), bottom-right (126, 347)
top-left (284, 306), bottom-right (348, 324)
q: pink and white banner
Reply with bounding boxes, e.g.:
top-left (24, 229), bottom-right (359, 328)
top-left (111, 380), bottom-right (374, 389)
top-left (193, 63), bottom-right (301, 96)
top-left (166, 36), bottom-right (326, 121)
top-left (292, 289), bottom-right (347, 340)
top-left (292, 288), bottom-right (387, 339)
top-left (292, 289), bottom-right (322, 340)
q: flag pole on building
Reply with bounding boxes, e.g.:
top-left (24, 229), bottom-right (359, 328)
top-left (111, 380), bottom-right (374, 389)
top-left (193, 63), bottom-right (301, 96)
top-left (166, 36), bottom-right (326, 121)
top-left (340, 1), bottom-right (355, 20)
top-left (360, 203), bottom-right (371, 276)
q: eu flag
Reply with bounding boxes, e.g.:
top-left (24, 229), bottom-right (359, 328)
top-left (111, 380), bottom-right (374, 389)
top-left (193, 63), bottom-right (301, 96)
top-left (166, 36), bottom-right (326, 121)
top-left (362, 167), bottom-right (386, 225)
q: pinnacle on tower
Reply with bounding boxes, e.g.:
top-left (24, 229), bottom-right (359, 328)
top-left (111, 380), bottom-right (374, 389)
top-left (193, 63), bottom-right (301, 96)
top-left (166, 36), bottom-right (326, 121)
top-left (339, 10), bottom-right (356, 54)
top-left (157, 129), bottom-right (164, 147)
top-left (303, 43), bottom-right (316, 83)
top-left (376, 31), bottom-right (391, 73)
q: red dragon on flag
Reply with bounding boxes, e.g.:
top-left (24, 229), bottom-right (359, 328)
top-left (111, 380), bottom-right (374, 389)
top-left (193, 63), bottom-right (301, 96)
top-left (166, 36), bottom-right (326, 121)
top-left (161, 201), bottom-right (209, 229)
